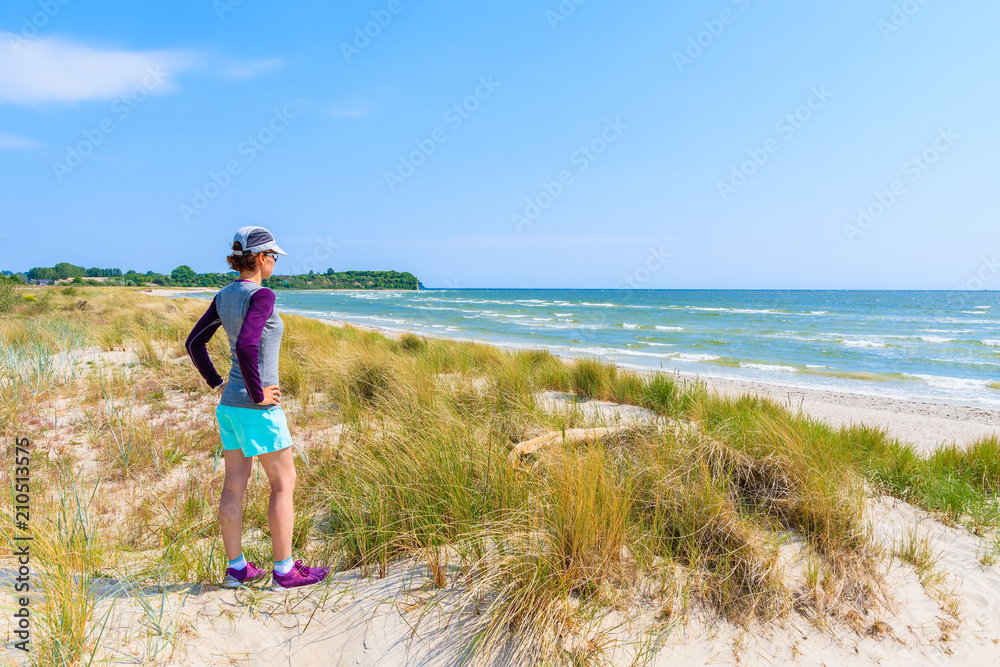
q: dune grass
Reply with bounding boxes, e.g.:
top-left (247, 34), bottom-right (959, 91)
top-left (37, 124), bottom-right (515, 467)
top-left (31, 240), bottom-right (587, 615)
top-left (0, 286), bottom-right (997, 664)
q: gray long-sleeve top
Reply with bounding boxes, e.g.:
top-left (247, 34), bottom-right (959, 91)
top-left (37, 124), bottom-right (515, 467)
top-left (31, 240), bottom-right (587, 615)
top-left (185, 279), bottom-right (284, 410)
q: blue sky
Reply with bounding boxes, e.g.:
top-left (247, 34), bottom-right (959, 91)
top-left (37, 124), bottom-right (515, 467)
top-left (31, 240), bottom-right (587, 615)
top-left (1, 0), bottom-right (997, 289)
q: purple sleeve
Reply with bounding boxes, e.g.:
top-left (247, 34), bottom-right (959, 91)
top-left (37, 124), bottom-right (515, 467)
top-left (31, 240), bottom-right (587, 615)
top-left (185, 297), bottom-right (224, 389)
top-left (235, 288), bottom-right (275, 404)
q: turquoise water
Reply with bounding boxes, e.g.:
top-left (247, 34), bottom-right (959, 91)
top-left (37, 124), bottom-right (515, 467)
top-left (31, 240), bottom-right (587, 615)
top-left (181, 289), bottom-right (1000, 409)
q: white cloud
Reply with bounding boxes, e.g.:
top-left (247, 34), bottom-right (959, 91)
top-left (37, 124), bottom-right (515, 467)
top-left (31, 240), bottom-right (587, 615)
top-left (0, 34), bottom-right (284, 105)
top-left (0, 33), bottom-right (198, 104)
top-left (0, 133), bottom-right (38, 150)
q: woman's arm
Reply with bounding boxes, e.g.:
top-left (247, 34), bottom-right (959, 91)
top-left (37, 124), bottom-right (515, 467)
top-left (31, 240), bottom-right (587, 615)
top-left (235, 288), bottom-right (276, 404)
top-left (185, 297), bottom-right (225, 389)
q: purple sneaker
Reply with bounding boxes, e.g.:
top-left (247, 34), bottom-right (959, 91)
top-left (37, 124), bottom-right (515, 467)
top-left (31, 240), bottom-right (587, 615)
top-left (222, 562), bottom-right (267, 588)
top-left (270, 560), bottom-right (330, 592)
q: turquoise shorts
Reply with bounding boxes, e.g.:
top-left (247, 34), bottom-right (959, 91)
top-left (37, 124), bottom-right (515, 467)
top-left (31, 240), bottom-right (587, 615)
top-left (215, 404), bottom-right (293, 457)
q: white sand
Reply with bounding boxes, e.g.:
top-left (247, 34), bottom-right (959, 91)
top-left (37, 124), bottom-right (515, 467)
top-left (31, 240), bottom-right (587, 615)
top-left (140, 287), bottom-right (216, 298)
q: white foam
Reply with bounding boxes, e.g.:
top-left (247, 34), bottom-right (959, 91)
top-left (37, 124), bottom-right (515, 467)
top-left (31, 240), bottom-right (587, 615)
top-left (742, 363), bottom-right (798, 373)
top-left (654, 325), bottom-right (684, 331)
top-left (921, 336), bottom-right (956, 344)
top-left (904, 374), bottom-right (991, 390)
top-left (675, 353), bottom-right (721, 362)
top-left (842, 339), bottom-right (885, 348)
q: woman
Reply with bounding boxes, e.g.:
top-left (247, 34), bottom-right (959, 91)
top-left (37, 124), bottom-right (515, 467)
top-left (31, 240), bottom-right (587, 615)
top-left (185, 226), bottom-right (329, 591)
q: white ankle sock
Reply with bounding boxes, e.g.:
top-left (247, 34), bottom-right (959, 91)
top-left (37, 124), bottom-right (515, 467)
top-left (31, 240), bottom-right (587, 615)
top-left (274, 557), bottom-right (294, 575)
top-left (228, 554), bottom-right (247, 571)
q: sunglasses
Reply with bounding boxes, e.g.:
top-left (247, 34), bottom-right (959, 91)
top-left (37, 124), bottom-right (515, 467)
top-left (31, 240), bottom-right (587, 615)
top-left (261, 253), bottom-right (278, 263)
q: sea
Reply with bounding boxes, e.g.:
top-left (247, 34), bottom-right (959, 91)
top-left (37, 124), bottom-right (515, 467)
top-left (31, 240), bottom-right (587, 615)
top-left (178, 289), bottom-right (1000, 410)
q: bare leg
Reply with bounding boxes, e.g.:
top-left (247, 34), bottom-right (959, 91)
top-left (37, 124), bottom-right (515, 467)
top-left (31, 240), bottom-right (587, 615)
top-left (220, 449), bottom-right (254, 561)
top-left (257, 447), bottom-right (296, 563)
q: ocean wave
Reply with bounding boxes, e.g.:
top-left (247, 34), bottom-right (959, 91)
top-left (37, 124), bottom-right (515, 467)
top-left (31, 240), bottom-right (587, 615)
top-left (654, 325), bottom-right (684, 331)
top-left (904, 374), bottom-right (993, 390)
top-left (920, 336), bottom-right (956, 344)
top-left (685, 306), bottom-right (781, 314)
top-left (675, 353), bottom-right (721, 362)
top-left (554, 313), bottom-right (574, 317)
top-left (742, 362), bottom-right (798, 373)
top-left (983, 340), bottom-right (1000, 347)
top-left (616, 350), bottom-right (682, 359)
top-left (842, 339), bottom-right (885, 348)
top-left (580, 302), bottom-right (616, 307)
top-left (450, 299), bottom-right (518, 306)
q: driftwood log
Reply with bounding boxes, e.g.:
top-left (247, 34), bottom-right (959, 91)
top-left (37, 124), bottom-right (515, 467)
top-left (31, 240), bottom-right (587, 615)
top-left (509, 426), bottom-right (631, 463)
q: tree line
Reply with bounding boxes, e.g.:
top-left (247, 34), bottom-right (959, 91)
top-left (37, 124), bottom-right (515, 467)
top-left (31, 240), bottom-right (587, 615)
top-left (6, 263), bottom-right (422, 290)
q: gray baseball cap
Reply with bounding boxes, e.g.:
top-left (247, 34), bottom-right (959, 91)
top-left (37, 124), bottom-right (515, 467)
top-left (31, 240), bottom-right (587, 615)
top-left (232, 226), bottom-right (287, 256)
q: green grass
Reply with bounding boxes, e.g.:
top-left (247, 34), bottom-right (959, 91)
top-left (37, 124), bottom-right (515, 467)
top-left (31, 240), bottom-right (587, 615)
top-left (1, 287), bottom-right (999, 664)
